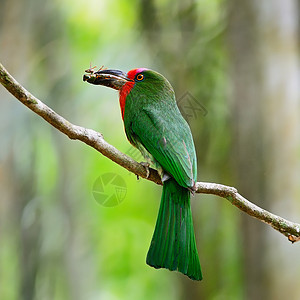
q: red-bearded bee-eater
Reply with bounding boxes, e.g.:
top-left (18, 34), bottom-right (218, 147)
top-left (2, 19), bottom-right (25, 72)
top-left (83, 67), bottom-right (202, 281)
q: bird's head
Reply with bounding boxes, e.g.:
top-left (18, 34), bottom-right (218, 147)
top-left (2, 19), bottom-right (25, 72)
top-left (83, 67), bottom-right (174, 118)
top-left (84, 67), bottom-right (174, 93)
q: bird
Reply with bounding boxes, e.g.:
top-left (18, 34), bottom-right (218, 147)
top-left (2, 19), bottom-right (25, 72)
top-left (83, 67), bottom-right (202, 281)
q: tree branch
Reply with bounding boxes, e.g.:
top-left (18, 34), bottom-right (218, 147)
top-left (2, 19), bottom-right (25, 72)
top-left (1, 62), bottom-right (299, 243)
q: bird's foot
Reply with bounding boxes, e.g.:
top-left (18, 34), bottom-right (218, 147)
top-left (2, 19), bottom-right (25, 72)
top-left (188, 180), bottom-right (197, 196)
top-left (140, 162), bottom-right (150, 179)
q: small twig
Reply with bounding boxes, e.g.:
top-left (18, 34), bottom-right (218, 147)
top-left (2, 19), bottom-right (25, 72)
top-left (1, 62), bottom-right (299, 242)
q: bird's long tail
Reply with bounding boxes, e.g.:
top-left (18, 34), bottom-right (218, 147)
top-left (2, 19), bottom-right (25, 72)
top-left (146, 178), bottom-right (202, 281)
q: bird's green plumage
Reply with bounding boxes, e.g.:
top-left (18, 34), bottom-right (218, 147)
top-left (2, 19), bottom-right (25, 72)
top-left (146, 178), bottom-right (202, 280)
top-left (123, 69), bottom-right (202, 280)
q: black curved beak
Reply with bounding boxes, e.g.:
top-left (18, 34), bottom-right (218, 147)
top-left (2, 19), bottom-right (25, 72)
top-left (83, 69), bottom-right (130, 90)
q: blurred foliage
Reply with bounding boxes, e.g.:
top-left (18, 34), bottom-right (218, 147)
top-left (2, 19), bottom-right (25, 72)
top-left (1, 0), bottom-right (300, 300)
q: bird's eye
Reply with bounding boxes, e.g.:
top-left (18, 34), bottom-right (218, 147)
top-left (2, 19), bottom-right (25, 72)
top-left (136, 73), bottom-right (144, 81)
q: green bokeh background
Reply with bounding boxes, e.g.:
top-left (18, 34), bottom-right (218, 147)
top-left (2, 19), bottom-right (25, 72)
top-left (1, 1), bottom-right (300, 299)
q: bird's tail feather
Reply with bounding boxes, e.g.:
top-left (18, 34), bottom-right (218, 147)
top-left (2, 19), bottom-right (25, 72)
top-left (146, 178), bottom-right (202, 281)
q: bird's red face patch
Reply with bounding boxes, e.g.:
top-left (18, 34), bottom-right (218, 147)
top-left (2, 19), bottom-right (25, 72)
top-left (119, 68), bottom-right (148, 120)
top-left (126, 68), bottom-right (148, 81)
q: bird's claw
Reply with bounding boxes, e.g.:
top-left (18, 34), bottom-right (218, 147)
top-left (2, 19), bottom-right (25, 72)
top-left (140, 162), bottom-right (150, 179)
top-left (188, 180), bottom-right (197, 196)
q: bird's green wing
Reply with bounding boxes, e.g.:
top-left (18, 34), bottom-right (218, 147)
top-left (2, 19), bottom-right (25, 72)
top-left (126, 106), bottom-right (197, 189)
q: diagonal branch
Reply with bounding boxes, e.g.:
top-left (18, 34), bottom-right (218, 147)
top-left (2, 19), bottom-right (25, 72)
top-left (1, 62), bottom-right (300, 243)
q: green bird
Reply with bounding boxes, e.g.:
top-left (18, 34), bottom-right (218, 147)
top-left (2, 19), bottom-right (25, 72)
top-left (83, 67), bottom-right (202, 281)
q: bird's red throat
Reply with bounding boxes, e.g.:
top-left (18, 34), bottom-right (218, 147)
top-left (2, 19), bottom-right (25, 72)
top-left (119, 68), bottom-right (147, 120)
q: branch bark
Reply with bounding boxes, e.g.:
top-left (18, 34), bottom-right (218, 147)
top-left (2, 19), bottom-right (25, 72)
top-left (1, 62), bottom-right (300, 242)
